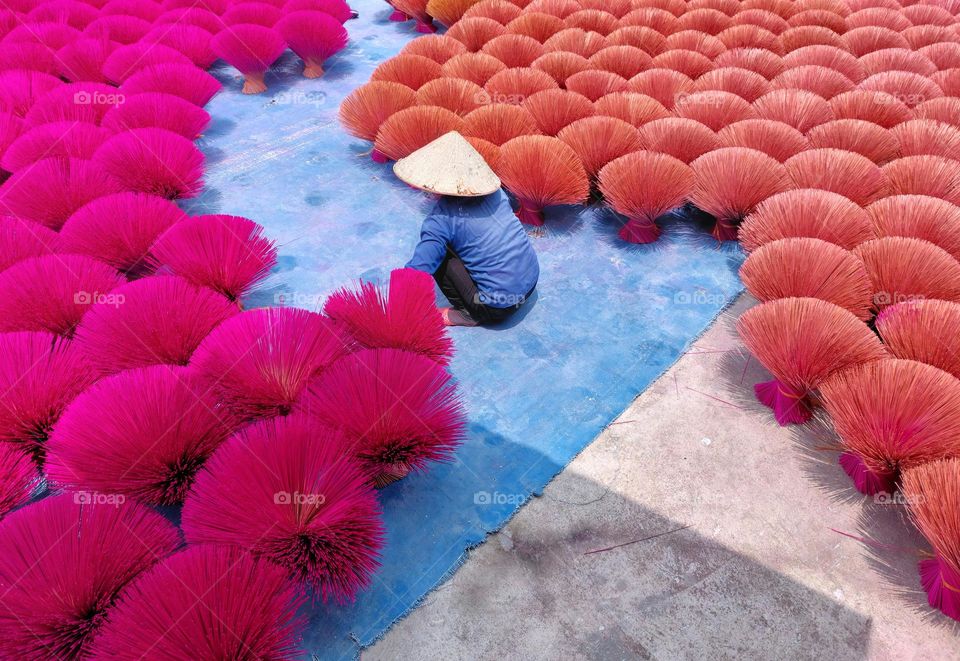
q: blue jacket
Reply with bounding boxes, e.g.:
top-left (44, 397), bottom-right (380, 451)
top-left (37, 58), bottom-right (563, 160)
top-left (406, 190), bottom-right (539, 308)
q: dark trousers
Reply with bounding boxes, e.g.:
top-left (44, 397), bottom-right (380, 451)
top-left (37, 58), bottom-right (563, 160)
top-left (434, 248), bottom-right (531, 325)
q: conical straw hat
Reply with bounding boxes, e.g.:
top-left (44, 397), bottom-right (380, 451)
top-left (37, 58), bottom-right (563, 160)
top-left (393, 131), bottom-right (501, 197)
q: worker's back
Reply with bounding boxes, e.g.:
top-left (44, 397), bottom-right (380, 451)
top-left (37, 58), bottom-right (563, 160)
top-left (417, 189), bottom-right (539, 306)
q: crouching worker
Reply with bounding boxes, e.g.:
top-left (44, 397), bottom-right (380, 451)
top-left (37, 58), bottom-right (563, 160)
top-left (395, 132), bottom-right (539, 327)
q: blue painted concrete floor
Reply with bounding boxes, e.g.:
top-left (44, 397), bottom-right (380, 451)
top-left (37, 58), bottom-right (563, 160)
top-left (187, 1), bottom-right (744, 657)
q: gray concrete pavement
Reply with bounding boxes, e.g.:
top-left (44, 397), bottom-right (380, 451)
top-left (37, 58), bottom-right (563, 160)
top-left (368, 294), bottom-right (960, 660)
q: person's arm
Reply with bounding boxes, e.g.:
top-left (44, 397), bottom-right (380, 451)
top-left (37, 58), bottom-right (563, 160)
top-left (406, 210), bottom-right (453, 274)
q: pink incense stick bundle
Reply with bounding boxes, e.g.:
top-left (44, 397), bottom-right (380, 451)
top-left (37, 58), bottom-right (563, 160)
top-left (427, 0), bottom-right (493, 27)
top-left (0, 157), bottom-right (122, 230)
top-left (88, 546), bottom-right (306, 659)
top-left (149, 214), bottom-right (278, 301)
top-left (867, 194), bottom-right (960, 261)
top-left (182, 415), bottom-right (385, 601)
top-left (482, 33), bottom-right (545, 68)
top-left (93, 127), bottom-right (205, 199)
top-left (739, 188), bottom-right (874, 252)
top-left (650, 49), bottom-right (715, 79)
top-left (371, 54), bottom-right (442, 90)
top-left (223, 2), bottom-right (283, 26)
top-left (0, 495), bottom-right (180, 660)
top-left (883, 155), bottom-right (960, 206)
top-left (771, 63), bottom-right (856, 100)
top-left (416, 77), bottom-right (487, 116)
top-left (276, 10), bottom-right (349, 78)
top-left (0, 332), bottom-right (96, 458)
top-left (442, 52), bottom-right (506, 86)
top-left (4, 22), bottom-right (81, 51)
top-left (0, 42), bottom-right (58, 75)
top-left (0, 71), bottom-right (65, 119)
top-left (101, 91), bottom-right (211, 138)
top-left (637, 117), bottom-right (720, 164)
top-left (782, 44), bottom-right (866, 82)
top-left (0, 444), bottom-right (38, 519)
top-left (101, 42), bottom-right (194, 83)
top-left (462, 104), bottom-right (540, 146)
top-left (339, 81), bottom-right (416, 161)
top-left (55, 36), bottom-right (117, 83)
top-left (877, 300), bottom-right (960, 380)
top-left (854, 237), bottom-right (960, 315)
top-left (154, 7), bottom-right (222, 32)
top-left (211, 24), bottom-right (287, 94)
top-left (324, 268), bottom-right (453, 364)
top-left (739, 237), bottom-right (874, 320)
top-left (714, 47), bottom-right (784, 79)
top-left (83, 14), bottom-right (152, 43)
top-left (806, 119), bottom-right (898, 164)
top-left (598, 150), bottom-right (694, 244)
top-left (0, 218), bottom-right (58, 274)
top-left (484, 67), bottom-right (558, 104)
top-left (374, 105), bottom-right (465, 160)
top-left (120, 62), bottom-right (222, 107)
top-left (859, 47), bottom-right (937, 77)
top-left (392, 0), bottom-right (437, 32)
top-left (752, 88), bottom-right (835, 133)
top-left (780, 25), bottom-right (846, 52)
top-left (47, 365), bottom-right (238, 504)
top-left (0, 254), bottom-right (125, 337)
top-left (665, 30), bottom-right (727, 59)
top-left (892, 119), bottom-right (960, 160)
top-left (690, 147), bottom-right (792, 241)
top-left (163, 0), bottom-right (228, 13)
top-left (101, 0), bottom-right (164, 21)
top-left (301, 348), bottom-right (467, 487)
top-left (73, 276), bottom-right (237, 375)
top-left (447, 17), bottom-right (506, 52)
top-left (284, 0), bottom-right (354, 22)
top-left (822, 359), bottom-right (960, 495)
top-left (523, 88), bottom-right (595, 136)
top-left (142, 23), bottom-right (218, 68)
top-left (462, 0), bottom-right (520, 24)
top-left (190, 307), bottom-right (348, 418)
top-left (1, 121), bottom-right (107, 172)
top-left (675, 90), bottom-right (757, 131)
top-left (737, 297), bottom-right (887, 425)
top-left (829, 89), bottom-right (911, 128)
top-left (860, 70), bottom-right (943, 107)
top-left (902, 459), bottom-right (960, 622)
top-left (784, 148), bottom-right (889, 206)
top-left (59, 191), bottom-right (186, 275)
top-left (914, 97), bottom-right (960, 129)
top-left (27, 0), bottom-right (99, 28)
top-left (506, 12), bottom-right (566, 43)
top-left (716, 119), bottom-right (809, 162)
top-left (400, 34), bottom-right (467, 63)
top-left (694, 66), bottom-right (771, 102)
top-left (730, 8), bottom-right (789, 34)
top-left (530, 50), bottom-right (591, 86)
top-left (496, 134), bottom-right (590, 225)
top-left (608, 25), bottom-right (667, 55)
top-left (557, 116), bottom-right (642, 181)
